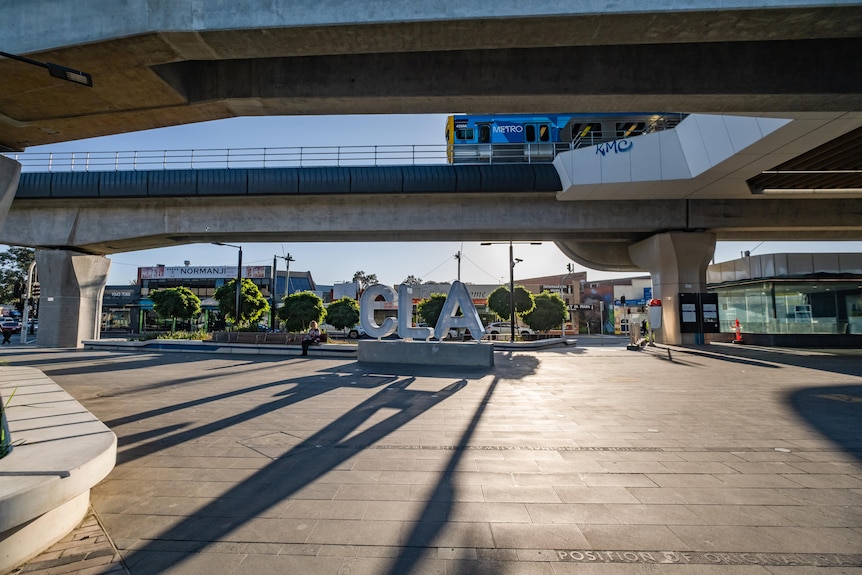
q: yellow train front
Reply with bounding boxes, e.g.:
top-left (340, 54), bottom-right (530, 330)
top-left (445, 113), bottom-right (683, 164)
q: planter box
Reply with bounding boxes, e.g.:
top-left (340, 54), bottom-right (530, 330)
top-left (211, 332), bottom-right (327, 344)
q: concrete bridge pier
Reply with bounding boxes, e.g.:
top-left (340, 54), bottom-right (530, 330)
top-left (0, 156), bottom-right (21, 226)
top-left (629, 232), bottom-right (716, 346)
top-left (35, 250), bottom-right (111, 348)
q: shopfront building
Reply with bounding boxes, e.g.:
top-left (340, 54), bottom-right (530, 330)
top-left (707, 253), bottom-right (862, 345)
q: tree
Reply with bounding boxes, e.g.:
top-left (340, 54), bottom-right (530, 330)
top-left (325, 297), bottom-right (360, 330)
top-left (522, 291), bottom-right (568, 332)
top-left (486, 285), bottom-right (535, 321)
top-left (150, 287), bottom-right (202, 332)
top-left (278, 291), bottom-right (325, 332)
top-left (213, 278), bottom-right (270, 328)
top-left (417, 293), bottom-right (448, 327)
top-left (352, 270), bottom-right (379, 292)
top-left (400, 275), bottom-right (422, 286)
top-left (0, 247), bottom-right (35, 310)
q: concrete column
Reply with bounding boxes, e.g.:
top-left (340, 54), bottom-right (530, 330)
top-left (35, 250), bottom-right (111, 348)
top-left (0, 156), bottom-right (21, 228)
top-left (629, 232), bottom-right (716, 346)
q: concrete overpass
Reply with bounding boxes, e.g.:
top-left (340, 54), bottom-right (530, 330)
top-left (2, 2), bottom-right (862, 150)
top-left (1, 1), bottom-right (861, 346)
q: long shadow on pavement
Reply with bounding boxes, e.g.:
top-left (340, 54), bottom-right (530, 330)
top-left (787, 384), bottom-right (862, 462)
top-left (117, 373), bottom-right (470, 574)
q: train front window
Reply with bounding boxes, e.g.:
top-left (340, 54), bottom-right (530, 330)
top-left (539, 124), bottom-right (550, 142)
top-left (455, 128), bottom-right (474, 141)
top-left (526, 125), bottom-right (536, 142)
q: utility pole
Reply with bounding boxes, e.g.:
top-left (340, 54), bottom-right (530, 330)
top-left (275, 253), bottom-right (295, 302)
top-left (270, 255), bottom-right (277, 330)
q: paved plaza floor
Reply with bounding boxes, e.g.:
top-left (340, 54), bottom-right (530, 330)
top-left (2, 337), bottom-right (861, 574)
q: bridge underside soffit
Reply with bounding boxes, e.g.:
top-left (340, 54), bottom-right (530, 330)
top-left (2, 193), bottom-right (861, 259)
top-left (748, 126), bottom-right (862, 195)
top-left (1, 4), bottom-right (862, 150)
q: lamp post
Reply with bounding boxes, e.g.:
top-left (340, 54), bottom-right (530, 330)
top-left (509, 242), bottom-right (521, 343)
top-left (482, 241), bottom-right (541, 343)
top-left (0, 50), bottom-right (93, 87)
top-left (561, 263), bottom-right (574, 337)
top-left (213, 242), bottom-right (242, 328)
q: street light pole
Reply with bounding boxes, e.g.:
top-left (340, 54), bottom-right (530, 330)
top-left (509, 242), bottom-right (516, 343)
top-left (271, 255), bottom-right (277, 330)
top-left (483, 241), bottom-right (539, 343)
top-left (213, 242), bottom-right (242, 328)
top-left (561, 263), bottom-right (574, 337)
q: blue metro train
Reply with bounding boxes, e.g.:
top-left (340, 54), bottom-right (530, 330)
top-left (445, 113), bottom-right (684, 163)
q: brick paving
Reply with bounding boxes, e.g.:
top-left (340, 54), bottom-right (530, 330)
top-left (11, 511), bottom-right (127, 575)
top-left (2, 338), bottom-right (861, 574)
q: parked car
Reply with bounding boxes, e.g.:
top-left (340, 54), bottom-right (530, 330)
top-left (417, 322), bottom-right (463, 340)
top-left (320, 324), bottom-right (365, 339)
top-left (484, 321), bottom-right (534, 337)
top-left (0, 317), bottom-right (21, 334)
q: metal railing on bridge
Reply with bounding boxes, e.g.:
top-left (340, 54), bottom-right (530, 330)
top-left (4, 131), bottom-right (640, 172)
top-left (4, 145), bottom-right (452, 172)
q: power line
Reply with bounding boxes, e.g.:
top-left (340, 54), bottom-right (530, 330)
top-left (460, 253), bottom-right (503, 283)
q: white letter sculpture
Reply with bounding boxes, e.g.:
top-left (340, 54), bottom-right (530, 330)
top-left (360, 281), bottom-right (486, 342)
top-left (434, 281), bottom-right (485, 341)
top-left (360, 284), bottom-right (398, 339)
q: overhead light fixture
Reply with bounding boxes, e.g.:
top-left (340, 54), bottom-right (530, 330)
top-left (760, 170), bottom-right (862, 175)
top-left (0, 50), bottom-right (93, 87)
top-left (757, 188), bottom-right (862, 195)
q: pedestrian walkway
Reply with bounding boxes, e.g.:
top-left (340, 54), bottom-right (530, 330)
top-left (10, 511), bottom-right (127, 575)
top-left (2, 339), bottom-right (860, 574)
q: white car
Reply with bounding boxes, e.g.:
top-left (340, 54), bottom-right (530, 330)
top-left (320, 324), bottom-right (365, 339)
top-left (484, 321), bottom-right (534, 337)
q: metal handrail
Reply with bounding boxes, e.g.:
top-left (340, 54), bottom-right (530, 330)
top-left (5, 145), bottom-right (453, 172)
top-left (3, 135), bottom-right (657, 172)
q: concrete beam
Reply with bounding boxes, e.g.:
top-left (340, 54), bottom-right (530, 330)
top-left (3, 195), bottom-right (860, 257)
top-left (2, 3), bottom-right (861, 149)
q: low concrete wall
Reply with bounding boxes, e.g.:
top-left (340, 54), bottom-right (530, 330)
top-left (358, 340), bottom-right (494, 367)
top-left (83, 338), bottom-right (356, 357)
top-left (0, 367), bottom-right (117, 574)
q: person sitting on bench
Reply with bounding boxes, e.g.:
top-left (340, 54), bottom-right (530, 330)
top-left (301, 321), bottom-right (321, 356)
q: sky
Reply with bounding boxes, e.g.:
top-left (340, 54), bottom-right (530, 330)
top-left (15, 114), bottom-right (862, 288)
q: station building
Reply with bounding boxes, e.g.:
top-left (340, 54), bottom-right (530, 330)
top-left (707, 252), bottom-right (862, 346)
